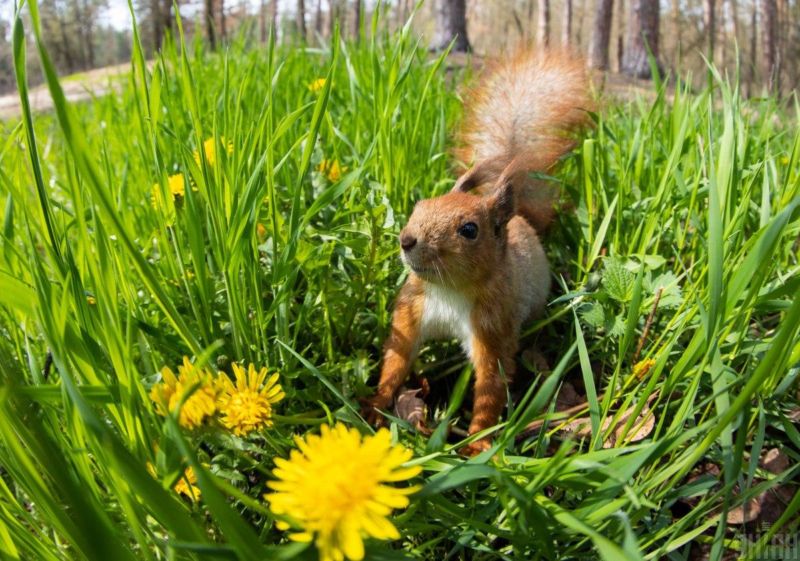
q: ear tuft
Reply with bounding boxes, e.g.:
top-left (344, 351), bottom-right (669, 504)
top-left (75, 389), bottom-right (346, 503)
top-left (490, 180), bottom-right (515, 232)
top-left (452, 159), bottom-right (505, 193)
top-left (452, 168), bottom-right (481, 193)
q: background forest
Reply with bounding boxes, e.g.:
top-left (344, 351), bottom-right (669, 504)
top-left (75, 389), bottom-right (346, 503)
top-left (1, 0), bottom-right (798, 96)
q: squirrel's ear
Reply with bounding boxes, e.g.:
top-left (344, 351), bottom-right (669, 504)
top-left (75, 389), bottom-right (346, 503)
top-left (452, 165), bottom-right (484, 193)
top-left (489, 180), bottom-right (515, 231)
top-left (452, 160), bottom-right (503, 193)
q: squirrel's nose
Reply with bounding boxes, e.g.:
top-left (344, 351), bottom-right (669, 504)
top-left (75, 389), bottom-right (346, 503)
top-left (400, 232), bottom-right (417, 251)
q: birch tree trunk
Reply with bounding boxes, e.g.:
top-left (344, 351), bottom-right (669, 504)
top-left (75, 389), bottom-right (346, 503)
top-left (205, 0), bottom-right (217, 48)
top-left (621, 0), bottom-right (660, 78)
top-left (704, 0), bottom-right (716, 66)
top-left (588, 0), bottom-right (614, 69)
top-left (432, 0), bottom-right (471, 52)
top-left (562, 0), bottom-right (573, 46)
top-left (297, 0), bottom-right (307, 41)
top-left (353, 0), bottom-right (362, 39)
top-left (537, 0), bottom-right (551, 47)
top-left (761, 0), bottom-right (778, 91)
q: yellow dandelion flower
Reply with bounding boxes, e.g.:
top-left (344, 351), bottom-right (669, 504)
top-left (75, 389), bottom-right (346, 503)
top-left (194, 136), bottom-right (234, 166)
top-left (318, 159), bottom-right (346, 182)
top-left (149, 357), bottom-right (220, 429)
top-left (147, 462), bottom-right (202, 502)
top-left (173, 466), bottom-right (202, 501)
top-left (265, 424), bottom-right (421, 561)
top-left (308, 78), bottom-right (327, 92)
top-left (780, 155), bottom-right (791, 166)
top-left (152, 173), bottom-right (186, 209)
top-left (633, 357), bottom-right (656, 379)
top-left (217, 363), bottom-right (284, 436)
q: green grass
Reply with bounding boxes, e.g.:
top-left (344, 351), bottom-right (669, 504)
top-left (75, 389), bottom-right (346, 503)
top-left (1, 2), bottom-right (799, 560)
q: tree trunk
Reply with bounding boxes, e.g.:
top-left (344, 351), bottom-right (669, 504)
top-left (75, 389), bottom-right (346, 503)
top-left (315, 0), bottom-right (323, 36)
top-left (562, 0), bottom-right (573, 46)
top-left (749, 0), bottom-right (757, 96)
top-left (588, 0), bottom-right (614, 69)
top-left (329, 0), bottom-right (337, 37)
top-left (76, 0), bottom-right (94, 69)
top-left (511, 9), bottom-right (525, 37)
top-left (271, 0), bottom-right (278, 31)
top-left (259, 0), bottom-right (266, 42)
top-left (704, 0), bottom-right (715, 66)
top-left (150, 0), bottom-right (162, 51)
top-left (57, 15), bottom-right (75, 72)
top-left (616, 0), bottom-right (625, 71)
top-left (85, 21), bottom-right (95, 68)
top-left (537, 0), bottom-right (550, 47)
top-left (729, 0), bottom-right (739, 59)
top-left (432, 0), bottom-right (471, 52)
top-left (206, 0), bottom-right (217, 48)
top-left (296, 0), bottom-right (307, 41)
top-left (220, 0), bottom-right (227, 41)
top-left (161, 0), bottom-right (172, 44)
top-left (671, 0), bottom-right (680, 57)
top-left (719, 0), bottom-right (725, 70)
top-left (761, 0), bottom-right (778, 92)
top-left (778, 0), bottom-right (789, 87)
top-left (353, 0), bottom-right (362, 39)
top-left (528, 0), bottom-right (535, 42)
top-left (622, 0), bottom-right (660, 79)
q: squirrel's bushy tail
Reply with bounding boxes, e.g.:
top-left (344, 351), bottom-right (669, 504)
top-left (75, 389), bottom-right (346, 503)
top-left (453, 49), bottom-right (594, 231)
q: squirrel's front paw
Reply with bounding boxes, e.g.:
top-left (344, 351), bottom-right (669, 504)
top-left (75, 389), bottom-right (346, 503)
top-left (359, 393), bottom-right (392, 427)
top-left (459, 438), bottom-right (492, 457)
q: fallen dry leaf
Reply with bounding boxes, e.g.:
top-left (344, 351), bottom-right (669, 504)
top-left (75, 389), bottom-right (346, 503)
top-left (758, 485), bottom-right (795, 524)
top-left (556, 382), bottom-right (583, 411)
top-left (726, 497), bottom-right (762, 524)
top-left (602, 401), bottom-right (656, 448)
top-left (558, 397), bottom-right (657, 448)
top-left (394, 387), bottom-right (429, 433)
top-left (521, 347), bottom-right (551, 373)
top-left (723, 447), bottom-right (794, 527)
top-left (760, 448), bottom-right (789, 474)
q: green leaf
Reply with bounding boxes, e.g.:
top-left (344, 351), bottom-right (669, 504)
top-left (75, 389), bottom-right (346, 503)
top-left (602, 258), bottom-right (635, 303)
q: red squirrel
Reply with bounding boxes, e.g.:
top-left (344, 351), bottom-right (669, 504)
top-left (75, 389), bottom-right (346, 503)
top-left (362, 49), bottom-right (594, 455)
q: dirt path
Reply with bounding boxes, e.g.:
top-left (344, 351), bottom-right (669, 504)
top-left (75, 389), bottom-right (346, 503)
top-left (0, 63), bottom-right (131, 121)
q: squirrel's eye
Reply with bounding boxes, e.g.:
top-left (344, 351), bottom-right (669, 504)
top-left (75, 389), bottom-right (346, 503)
top-left (458, 222), bottom-right (479, 240)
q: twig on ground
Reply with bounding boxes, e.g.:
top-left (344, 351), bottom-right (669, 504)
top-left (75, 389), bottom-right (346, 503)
top-left (633, 287), bottom-right (663, 364)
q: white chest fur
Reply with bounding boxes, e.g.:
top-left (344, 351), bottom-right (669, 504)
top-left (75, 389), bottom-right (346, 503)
top-left (420, 283), bottom-right (475, 358)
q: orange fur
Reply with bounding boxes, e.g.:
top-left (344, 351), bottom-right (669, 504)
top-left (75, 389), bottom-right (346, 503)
top-left (455, 49), bottom-right (594, 232)
top-left (456, 48), bottom-right (594, 168)
top-left (363, 49), bottom-right (593, 455)
top-left (364, 279), bottom-right (424, 413)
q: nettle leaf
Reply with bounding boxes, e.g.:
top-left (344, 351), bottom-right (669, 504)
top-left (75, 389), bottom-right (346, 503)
top-left (608, 313), bottom-right (627, 338)
top-left (602, 258), bottom-right (635, 302)
top-left (650, 271), bottom-right (684, 309)
top-left (580, 302), bottom-right (606, 330)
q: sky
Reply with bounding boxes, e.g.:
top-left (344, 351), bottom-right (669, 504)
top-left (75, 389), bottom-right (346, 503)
top-left (100, 1), bottom-right (135, 30)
